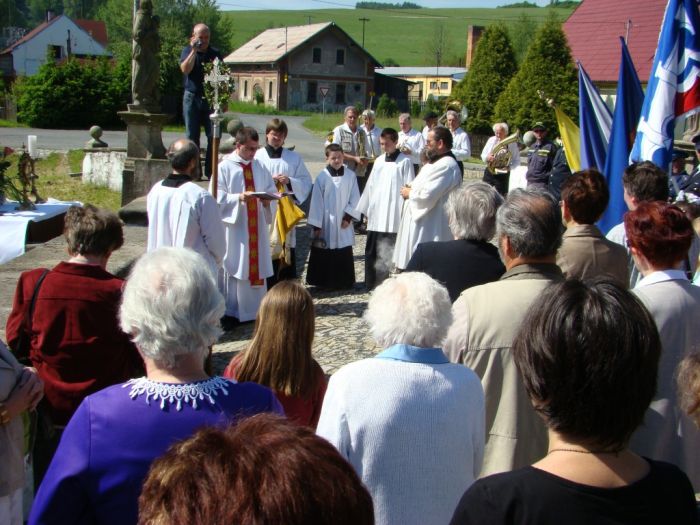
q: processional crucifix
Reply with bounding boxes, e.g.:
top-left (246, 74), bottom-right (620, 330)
top-left (204, 57), bottom-right (230, 197)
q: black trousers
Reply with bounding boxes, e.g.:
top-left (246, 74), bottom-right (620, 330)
top-left (482, 167), bottom-right (510, 196)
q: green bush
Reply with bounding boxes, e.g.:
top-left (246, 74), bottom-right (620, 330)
top-left (494, 15), bottom-right (577, 134)
top-left (410, 100), bottom-right (422, 117)
top-left (452, 24), bottom-right (517, 135)
top-left (376, 93), bottom-right (399, 118)
top-left (15, 56), bottom-right (128, 129)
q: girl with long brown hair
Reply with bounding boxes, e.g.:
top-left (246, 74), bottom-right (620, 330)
top-left (223, 281), bottom-right (327, 428)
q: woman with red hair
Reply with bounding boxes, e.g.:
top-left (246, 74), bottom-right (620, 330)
top-left (625, 201), bottom-right (700, 491)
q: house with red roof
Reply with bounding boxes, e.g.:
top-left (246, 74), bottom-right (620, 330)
top-left (563, 0), bottom-right (670, 103)
top-left (0, 12), bottom-right (110, 83)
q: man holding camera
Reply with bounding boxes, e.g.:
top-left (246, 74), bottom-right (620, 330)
top-left (180, 23), bottom-right (223, 180)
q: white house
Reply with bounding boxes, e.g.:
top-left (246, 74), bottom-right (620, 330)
top-left (0, 13), bottom-right (110, 79)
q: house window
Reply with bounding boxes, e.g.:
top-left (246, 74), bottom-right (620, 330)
top-left (429, 81), bottom-right (438, 89)
top-left (440, 82), bottom-right (449, 90)
top-left (244, 80), bottom-right (248, 98)
top-left (49, 45), bottom-right (62, 59)
top-left (308, 81), bottom-right (318, 103)
top-left (336, 49), bottom-right (345, 66)
top-left (268, 81), bottom-right (273, 100)
top-left (312, 47), bottom-right (322, 63)
top-left (335, 83), bottom-right (345, 104)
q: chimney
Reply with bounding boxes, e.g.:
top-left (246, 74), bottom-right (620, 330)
top-left (46, 9), bottom-right (55, 23)
top-left (465, 25), bottom-right (485, 69)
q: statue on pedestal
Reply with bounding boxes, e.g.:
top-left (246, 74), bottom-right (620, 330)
top-left (131, 0), bottom-right (160, 113)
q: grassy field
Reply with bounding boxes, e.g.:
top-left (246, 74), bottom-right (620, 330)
top-left (221, 6), bottom-right (576, 67)
top-left (4, 151), bottom-right (121, 211)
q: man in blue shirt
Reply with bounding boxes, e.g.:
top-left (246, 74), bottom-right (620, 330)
top-left (179, 23), bottom-right (223, 180)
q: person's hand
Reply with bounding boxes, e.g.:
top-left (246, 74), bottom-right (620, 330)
top-left (239, 191), bottom-right (254, 203)
top-left (5, 368), bottom-right (44, 418)
top-left (400, 185), bottom-right (411, 199)
top-left (189, 35), bottom-right (201, 49)
top-left (359, 157), bottom-right (369, 166)
top-left (273, 174), bottom-right (290, 185)
top-left (341, 218), bottom-right (351, 229)
top-left (401, 145), bottom-right (412, 155)
top-left (487, 154), bottom-right (495, 162)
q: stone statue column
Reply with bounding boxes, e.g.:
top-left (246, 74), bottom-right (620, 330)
top-left (130, 0), bottom-right (160, 113)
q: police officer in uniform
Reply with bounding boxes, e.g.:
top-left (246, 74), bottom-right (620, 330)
top-left (526, 121), bottom-right (558, 190)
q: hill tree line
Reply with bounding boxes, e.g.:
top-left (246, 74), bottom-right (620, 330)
top-left (355, 2), bottom-right (421, 9)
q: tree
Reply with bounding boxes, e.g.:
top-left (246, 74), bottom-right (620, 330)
top-left (494, 15), bottom-right (578, 136)
top-left (96, 0), bottom-right (234, 110)
top-left (426, 22), bottom-right (448, 69)
top-left (451, 23), bottom-right (517, 135)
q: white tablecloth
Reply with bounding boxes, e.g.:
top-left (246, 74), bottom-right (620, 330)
top-left (0, 199), bottom-right (81, 265)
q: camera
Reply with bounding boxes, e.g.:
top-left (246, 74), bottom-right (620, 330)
top-left (194, 39), bottom-right (202, 48)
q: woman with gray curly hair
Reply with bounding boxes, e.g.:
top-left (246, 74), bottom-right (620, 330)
top-left (317, 271), bottom-right (485, 525)
top-left (29, 247), bottom-right (283, 525)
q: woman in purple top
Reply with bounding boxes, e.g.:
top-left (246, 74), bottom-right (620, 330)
top-left (29, 248), bottom-right (283, 525)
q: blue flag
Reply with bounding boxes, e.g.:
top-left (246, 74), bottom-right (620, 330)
top-left (578, 62), bottom-right (613, 171)
top-left (630, 0), bottom-right (700, 168)
top-left (599, 37), bottom-right (644, 234)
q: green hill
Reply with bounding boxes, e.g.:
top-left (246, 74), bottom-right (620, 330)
top-left (221, 6), bottom-right (576, 67)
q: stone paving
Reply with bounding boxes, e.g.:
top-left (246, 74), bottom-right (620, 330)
top-left (0, 220), bottom-right (380, 377)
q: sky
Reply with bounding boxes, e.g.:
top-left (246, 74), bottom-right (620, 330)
top-left (216, 0), bottom-right (554, 11)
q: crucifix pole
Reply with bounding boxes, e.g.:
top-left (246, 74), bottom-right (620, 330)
top-left (205, 58), bottom-right (228, 198)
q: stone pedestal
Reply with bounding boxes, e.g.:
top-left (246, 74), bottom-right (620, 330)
top-left (118, 110), bottom-right (170, 159)
top-left (121, 157), bottom-right (170, 206)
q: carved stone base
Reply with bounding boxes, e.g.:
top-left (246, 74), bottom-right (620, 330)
top-left (118, 110), bottom-right (171, 159)
top-left (121, 157), bottom-right (170, 206)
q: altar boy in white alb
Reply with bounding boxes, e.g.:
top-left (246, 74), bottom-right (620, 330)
top-left (306, 143), bottom-right (361, 290)
top-left (255, 118), bottom-right (312, 284)
top-left (147, 138), bottom-right (225, 277)
top-left (356, 127), bottom-right (414, 289)
top-left (215, 127), bottom-right (276, 323)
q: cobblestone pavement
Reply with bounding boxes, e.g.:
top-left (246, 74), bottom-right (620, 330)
top-left (213, 218), bottom-right (380, 376)
top-left (0, 222), bottom-right (380, 377)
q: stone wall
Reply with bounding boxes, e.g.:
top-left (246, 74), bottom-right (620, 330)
top-left (82, 149), bottom-right (127, 191)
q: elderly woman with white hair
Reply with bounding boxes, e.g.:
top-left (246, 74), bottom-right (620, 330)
top-left (406, 181), bottom-right (505, 301)
top-left (480, 122), bottom-right (521, 196)
top-left (29, 248), bottom-right (283, 525)
top-left (317, 272), bottom-right (485, 525)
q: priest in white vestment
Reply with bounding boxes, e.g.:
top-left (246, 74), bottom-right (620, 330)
top-left (398, 113), bottom-right (426, 174)
top-left (255, 118), bottom-right (312, 284)
top-left (147, 138), bottom-right (225, 277)
top-left (393, 126), bottom-right (462, 270)
top-left (214, 127), bottom-right (276, 323)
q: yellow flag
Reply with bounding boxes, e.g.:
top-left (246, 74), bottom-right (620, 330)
top-left (554, 106), bottom-right (581, 172)
top-left (270, 182), bottom-right (305, 266)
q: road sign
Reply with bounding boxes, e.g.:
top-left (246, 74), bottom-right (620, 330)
top-left (319, 87), bottom-right (329, 97)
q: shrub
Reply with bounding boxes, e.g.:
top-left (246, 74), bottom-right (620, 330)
top-left (376, 93), bottom-right (399, 117)
top-left (16, 56), bottom-right (128, 129)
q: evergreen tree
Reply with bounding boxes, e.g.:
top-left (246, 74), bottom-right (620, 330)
top-left (451, 23), bottom-right (517, 135)
top-left (494, 14), bottom-right (577, 136)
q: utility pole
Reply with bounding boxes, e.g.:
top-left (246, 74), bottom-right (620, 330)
top-left (307, 15), bottom-right (313, 24)
top-left (359, 17), bottom-right (370, 48)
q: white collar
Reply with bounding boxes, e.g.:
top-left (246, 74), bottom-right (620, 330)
top-left (636, 269), bottom-right (688, 289)
top-left (125, 376), bottom-right (232, 411)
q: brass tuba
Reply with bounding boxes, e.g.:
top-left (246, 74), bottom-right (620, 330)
top-left (487, 131), bottom-right (519, 174)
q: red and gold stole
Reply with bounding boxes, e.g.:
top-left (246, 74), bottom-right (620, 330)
top-left (241, 162), bottom-right (264, 286)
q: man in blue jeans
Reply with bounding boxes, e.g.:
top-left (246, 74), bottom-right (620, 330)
top-left (180, 23), bottom-right (223, 180)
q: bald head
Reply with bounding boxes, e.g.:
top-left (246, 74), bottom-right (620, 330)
top-left (192, 24), bottom-right (211, 51)
top-left (167, 139), bottom-right (199, 174)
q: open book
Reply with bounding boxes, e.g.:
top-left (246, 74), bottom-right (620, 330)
top-left (249, 191), bottom-right (295, 201)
